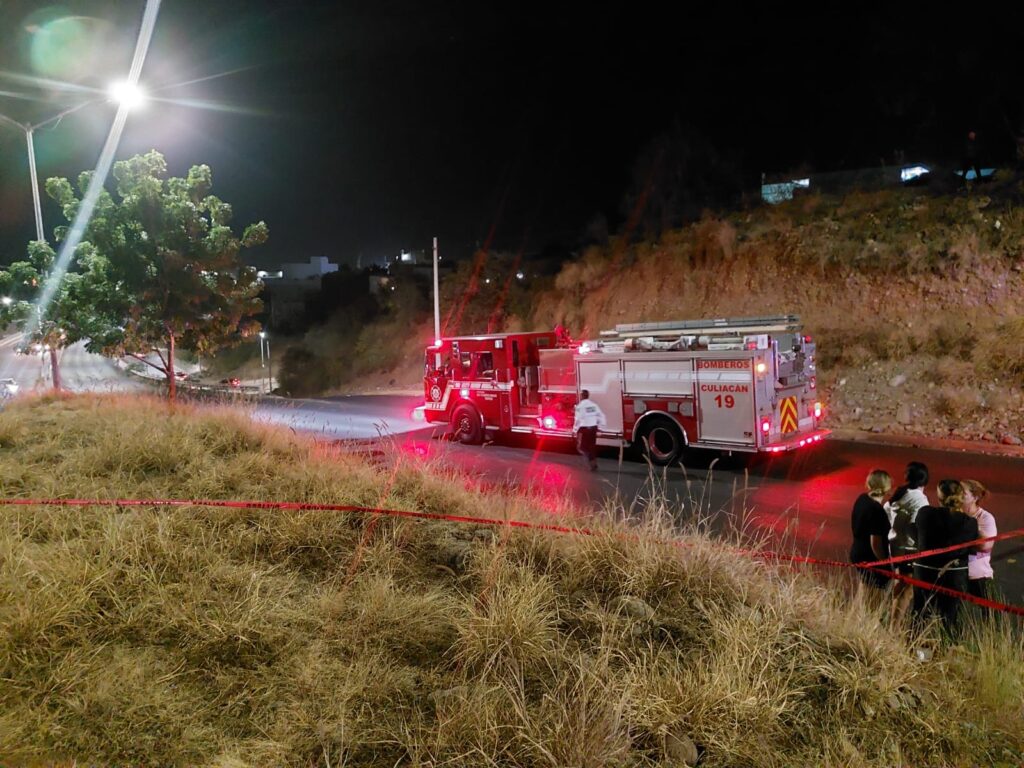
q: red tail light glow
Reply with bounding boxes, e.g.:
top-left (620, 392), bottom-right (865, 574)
top-left (814, 402), bottom-right (822, 419)
top-left (761, 417), bottom-right (771, 434)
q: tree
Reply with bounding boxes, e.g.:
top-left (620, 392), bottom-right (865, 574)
top-left (0, 240), bottom-right (88, 391)
top-left (45, 151), bottom-right (268, 399)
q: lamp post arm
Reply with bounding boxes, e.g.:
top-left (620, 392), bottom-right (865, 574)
top-left (28, 99), bottom-right (99, 132)
top-left (0, 111), bottom-right (26, 131)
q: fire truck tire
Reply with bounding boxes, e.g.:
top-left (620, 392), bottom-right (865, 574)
top-left (637, 416), bottom-right (685, 467)
top-left (451, 404), bottom-right (484, 445)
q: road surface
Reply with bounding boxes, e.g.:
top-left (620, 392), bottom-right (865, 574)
top-left (0, 335), bottom-right (148, 394)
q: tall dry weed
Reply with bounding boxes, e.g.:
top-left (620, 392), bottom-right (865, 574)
top-left (0, 395), bottom-right (1021, 766)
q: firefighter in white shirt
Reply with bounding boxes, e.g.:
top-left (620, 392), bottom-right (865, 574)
top-left (573, 389), bottom-right (607, 471)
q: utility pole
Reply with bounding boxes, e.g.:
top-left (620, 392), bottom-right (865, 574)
top-left (433, 236), bottom-right (441, 342)
top-left (25, 128), bottom-right (44, 242)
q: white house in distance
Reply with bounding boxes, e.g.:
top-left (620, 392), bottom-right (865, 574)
top-left (259, 256), bottom-right (339, 329)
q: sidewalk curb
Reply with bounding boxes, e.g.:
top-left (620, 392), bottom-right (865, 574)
top-left (831, 428), bottom-right (1024, 459)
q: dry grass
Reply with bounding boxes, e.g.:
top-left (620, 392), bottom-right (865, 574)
top-left (0, 394), bottom-right (1022, 766)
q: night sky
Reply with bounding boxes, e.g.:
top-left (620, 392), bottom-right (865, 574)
top-left (1, 1), bottom-right (1022, 268)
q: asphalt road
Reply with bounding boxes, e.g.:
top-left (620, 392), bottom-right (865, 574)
top-left (0, 335), bottom-right (148, 394)
top-left (3, 335), bottom-right (1021, 610)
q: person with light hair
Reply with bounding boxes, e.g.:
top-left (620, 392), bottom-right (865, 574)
top-left (962, 478), bottom-right (997, 603)
top-left (913, 479), bottom-right (979, 634)
top-left (850, 469), bottom-right (892, 588)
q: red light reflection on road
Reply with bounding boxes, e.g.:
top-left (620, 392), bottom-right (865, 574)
top-left (746, 463), bottom-right (857, 559)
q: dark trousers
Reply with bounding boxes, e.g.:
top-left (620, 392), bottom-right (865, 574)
top-left (577, 426), bottom-right (598, 466)
top-left (912, 562), bottom-right (969, 635)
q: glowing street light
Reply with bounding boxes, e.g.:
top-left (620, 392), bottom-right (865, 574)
top-left (108, 80), bottom-right (147, 110)
top-left (0, 84), bottom-right (147, 244)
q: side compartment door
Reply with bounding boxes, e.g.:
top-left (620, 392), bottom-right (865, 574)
top-left (576, 359), bottom-right (623, 436)
top-left (696, 359), bottom-right (755, 445)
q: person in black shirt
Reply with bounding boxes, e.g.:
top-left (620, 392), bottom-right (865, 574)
top-left (912, 479), bottom-right (979, 635)
top-left (850, 469), bottom-right (893, 588)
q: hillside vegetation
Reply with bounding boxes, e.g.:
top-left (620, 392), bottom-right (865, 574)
top-left (342, 183), bottom-right (1024, 444)
top-left (1, 394), bottom-right (1022, 766)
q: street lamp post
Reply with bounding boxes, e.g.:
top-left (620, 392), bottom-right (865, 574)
top-left (266, 337), bottom-right (272, 395)
top-left (0, 85), bottom-right (146, 243)
top-left (259, 331), bottom-right (271, 393)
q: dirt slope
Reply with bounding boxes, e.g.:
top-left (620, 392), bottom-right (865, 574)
top-left (468, 187), bottom-right (1024, 444)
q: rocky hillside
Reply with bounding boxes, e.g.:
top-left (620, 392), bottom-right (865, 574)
top-left (367, 182), bottom-right (1024, 446)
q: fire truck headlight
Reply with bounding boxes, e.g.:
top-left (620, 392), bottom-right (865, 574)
top-left (579, 342), bottom-right (591, 355)
top-left (460, 388), bottom-right (470, 399)
top-left (543, 416), bottom-right (556, 429)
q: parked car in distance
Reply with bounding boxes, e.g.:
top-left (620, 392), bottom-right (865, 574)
top-left (219, 377), bottom-right (241, 388)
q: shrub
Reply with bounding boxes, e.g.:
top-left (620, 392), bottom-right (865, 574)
top-left (932, 385), bottom-right (984, 419)
top-left (973, 317), bottom-right (1024, 384)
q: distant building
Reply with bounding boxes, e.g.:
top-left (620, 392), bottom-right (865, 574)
top-left (260, 256), bottom-right (340, 330)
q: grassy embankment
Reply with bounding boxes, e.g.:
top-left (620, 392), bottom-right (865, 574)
top-left (340, 185), bottom-right (1024, 441)
top-left (1, 394), bottom-right (1022, 766)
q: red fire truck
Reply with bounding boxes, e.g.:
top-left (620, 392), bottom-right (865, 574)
top-left (421, 315), bottom-right (829, 465)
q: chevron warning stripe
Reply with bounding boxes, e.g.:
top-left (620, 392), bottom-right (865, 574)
top-left (780, 396), bottom-right (799, 433)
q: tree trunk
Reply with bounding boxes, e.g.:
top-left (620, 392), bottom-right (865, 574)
top-left (49, 347), bottom-right (62, 392)
top-left (167, 333), bottom-right (176, 401)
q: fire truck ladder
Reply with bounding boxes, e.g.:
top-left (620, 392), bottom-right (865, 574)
top-left (599, 314), bottom-right (801, 340)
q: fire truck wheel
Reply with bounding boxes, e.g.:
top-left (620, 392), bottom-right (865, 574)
top-left (638, 417), bottom-right (685, 467)
top-left (451, 404), bottom-right (483, 445)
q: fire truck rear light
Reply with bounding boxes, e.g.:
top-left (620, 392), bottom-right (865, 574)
top-left (761, 418), bottom-right (771, 434)
top-left (542, 416), bottom-right (556, 429)
top-left (804, 335), bottom-right (812, 343)
top-left (460, 388), bottom-right (470, 399)
top-left (745, 341), bottom-right (756, 350)
top-left (810, 376), bottom-right (816, 389)
top-left (814, 402), bottom-right (822, 418)
top-left (755, 362), bottom-right (767, 374)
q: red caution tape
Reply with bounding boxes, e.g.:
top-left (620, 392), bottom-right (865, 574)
top-left (2, 498), bottom-right (1022, 616)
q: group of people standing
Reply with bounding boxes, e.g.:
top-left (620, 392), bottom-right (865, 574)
top-left (850, 462), bottom-right (997, 633)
